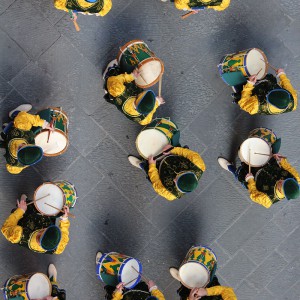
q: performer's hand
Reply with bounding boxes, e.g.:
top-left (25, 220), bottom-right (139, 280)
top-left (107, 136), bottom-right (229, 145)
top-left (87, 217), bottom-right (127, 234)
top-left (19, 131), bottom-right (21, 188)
top-left (188, 287), bottom-right (203, 300)
top-left (132, 69), bottom-right (140, 79)
top-left (273, 153), bottom-right (283, 162)
top-left (162, 144), bottom-right (173, 155)
top-left (249, 75), bottom-right (257, 84)
top-left (61, 205), bottom-right (69, 219)
top-left (156, 96), bottom-right (165, 105)
top-left (116, 282), bottom-right (124, 293)
top-left (148, 155), bottom-right (156, 164)
top-left (245, 173), bottom-right (254, 182)
top-left (45, 122), bottom-right (55, 131)
top-left (147, 280), bottom-right (156, 289)
top-left (276, 68), bottom-right (284, 75)
top-left (17, 195), bottom-right (27, 212)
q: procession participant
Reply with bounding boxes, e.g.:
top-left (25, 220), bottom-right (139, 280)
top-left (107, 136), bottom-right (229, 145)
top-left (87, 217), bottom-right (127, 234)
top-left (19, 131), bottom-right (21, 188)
top-left (105, 280), bottom-right (166, 300)
top-left (218, 130), bottom-right (300, 208)
top-left (177, 276), bottom-right (237, 300)
top-left (232, 68), bottom-right (297, 115)
top-left (1, 104), bottom-right (53, 174)
top-left (128, 145), bottom-right (205, 201)
top-left (1, 194), bottom-right (70, 254)
top-left (103, 60), bottom-right (165, 126)
top-left (171, 0), bottom-right (230, 12)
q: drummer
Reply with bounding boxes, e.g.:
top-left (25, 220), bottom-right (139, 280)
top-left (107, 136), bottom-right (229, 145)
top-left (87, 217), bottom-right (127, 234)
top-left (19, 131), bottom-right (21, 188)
top-left (232, 68), bottom-right (297, 115)
top-left (176, 276), bottom-right (237, 300)
top-left (171, 0), bottom-right (230, 12)
top-left (54, 0), bottom-right (112, 17)
top-left (1, 104), bottom-right (54, 174)
top-left (128, 145), bottom-right (206, 200)
top-left (1, 194), bottom-right (70, 254)
top-left (103, 60), bottom-right (165, 125)
top-left (218, 136), bottom-right (300, 208)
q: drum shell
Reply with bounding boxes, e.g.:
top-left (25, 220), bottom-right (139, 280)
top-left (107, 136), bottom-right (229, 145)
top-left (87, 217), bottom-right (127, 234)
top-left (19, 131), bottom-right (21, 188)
top-left (96, 252), bottom-right (142, 289)
top-left (179, 246), bottom-right (217, 289)
top-left (3, 273), bottom-right (51, 300)
top-left (136, 118), bottom-right (179, 159)
top-left (117, 39), bottom-right (164, 88)
top-left (55, 180), bottom-right (77, 208)
top-left (248, 127), bottom-right (277, 145)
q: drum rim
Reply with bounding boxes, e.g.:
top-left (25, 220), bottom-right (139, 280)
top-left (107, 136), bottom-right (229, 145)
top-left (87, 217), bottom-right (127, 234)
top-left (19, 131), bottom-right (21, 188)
top-left (245, 48), bottom-right (268, 79)
top-left (35, 129), bottom-right (69, 157)
top-left (117, 39), bottom-right (147, 64)
top-left (135, 58), bottom-right (165, 89)
top-left (185, 245), bottom-right (218, 261)
top-left (239, 137), bottom-right (271, 167)
top-left (136, 128), bottom-right (170, 159)
top-left (118, 257), bottom-right (142, 289)
top-left (34, 182), bottom-right (66, 216)
top-left (179, 262), bottom-right (210, 289)
top-left (27, 273), bottom-right (51, 298)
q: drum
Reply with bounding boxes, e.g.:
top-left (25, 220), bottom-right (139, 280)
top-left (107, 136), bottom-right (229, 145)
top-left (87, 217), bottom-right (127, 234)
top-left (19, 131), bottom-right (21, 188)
top-left (3, 273), bottom-right (51, 300)
top-left (117, 39), bottom-right (164, 89)
top-left (218, 48), bottom-right (268, 86)
top-left (34, 107), bottom-right (69, 157)
top-left (96, 252), bottom-right (142, 289)
top-left (179, 246), bottom-right (217, 289)
top-left (136, 118), bottom-right (180, 159)
top-left (238, 137), bottom-right (271, 167)
top-left (249, 127), bottom-right (277, 145)
top-left (55, 180), bottom-right (78, 208)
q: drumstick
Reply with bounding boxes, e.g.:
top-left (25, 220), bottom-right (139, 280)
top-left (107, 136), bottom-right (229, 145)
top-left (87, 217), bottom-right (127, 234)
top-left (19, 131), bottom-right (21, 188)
top-left (255, 152), bottom-right (287, 159)
top-left (73, 20), bottom-right (80, 32)
top-left (254, 68), bottom-right (262, 77)
top-left (123, 276), bottom-right (139, 287)
top-left (131, 266), bottom-right (149, 283)
top-left (27, 194), bottom-right (50, 206)
top-left (181, 11), bottom-right (197, 19)
top-left (260, 58), bottom-right (277, 71)
top-left (68, 9), bottom-right (80, 32)
top-left (44, 203), bottom-right (76, 218)
top-left (158, 74), bottom-right (163, 97)
top-left (248, 147), bottom-right (251, 173)
top-left (153, 146), bottom-right (174, 160)
top-left (47, 120), bottom-right (54, 143)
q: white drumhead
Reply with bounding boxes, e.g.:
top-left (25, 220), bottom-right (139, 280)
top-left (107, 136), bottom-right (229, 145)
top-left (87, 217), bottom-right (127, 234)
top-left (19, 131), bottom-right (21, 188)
top-left (136, 60), bottom-right (162, 86)
top-left (35, 131), bottom-right (68, 155)
top-left (120, 258), bottom-right (141, 288)
top-left (136, 129), bottom-right (169, 159)
top-left (35, 183), bottom-right (64, 216)
top-left (246, 49), bottom-right (267, 80)
top-left (239, 137), bottom-right (271, 167)
top-left (179, 262), bottom-right (209, 288)
top-left (27, 273), bottom-right (51, 299)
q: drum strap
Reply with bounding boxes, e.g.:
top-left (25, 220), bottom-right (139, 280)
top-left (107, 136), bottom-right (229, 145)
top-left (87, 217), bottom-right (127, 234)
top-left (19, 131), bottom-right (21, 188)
top-left (188, 0), bottom-right (223, 8)
top-left (65, 0), bottom-right (104, 13)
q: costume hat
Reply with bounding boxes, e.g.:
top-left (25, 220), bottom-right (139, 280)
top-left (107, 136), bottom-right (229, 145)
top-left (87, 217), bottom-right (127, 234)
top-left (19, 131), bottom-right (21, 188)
top-left (135, 91), bottom-right (156, 115)
top-left (267, 89), bottom-right (292, 109)
top-left (283, 178), bottom-right (300, 200)
top-left (40, 225), bottom-right (62, 251)
top-left (176, 172), bottom-right (198, 193)
top-left (17, 145), bottom-right (43, 166)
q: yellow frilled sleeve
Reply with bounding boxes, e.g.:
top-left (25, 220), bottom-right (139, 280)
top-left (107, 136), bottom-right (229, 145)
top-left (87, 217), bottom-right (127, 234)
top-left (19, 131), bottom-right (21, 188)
top-left (107, 73), bottom-right (135, 98)
top-left (279, 74), bottom-right (298, 110)
top-left (54, 219), bottom-right (70, 255)
top-left (148, 163), bottom-right (177, 201)
top-left (112, 291), bottom-right (123, 300)
top-left (206, 286), bottom-right (237, 300)
top-left (247, 178), bottom-right (273, 208)
top-left (175, 0), bottom-right (230, 11)
top-left (280, 158), bottom-right (300, 183)
top-left (6, 164), bottom-right (27, 174)
top-left (139, 101), bottom-right (159, 125)
top-left (151, 288), bottom-right (166, 300)
top-left (170, 147), bottom-right (206, 171)
top-left (53, 0), bottom-right (68, 12)
top-left (208, 0), bottom-right (230, 11)
top-left (238, 82), bottom-right (259, 115)
top-left (98, 0), bottom-right (112, 16)
top-left (174, 0), bottom-right (190, 10)
top-left (13, 112), bottom-right (45, 131)
top-left (1, 208), bottom-right (24, 243)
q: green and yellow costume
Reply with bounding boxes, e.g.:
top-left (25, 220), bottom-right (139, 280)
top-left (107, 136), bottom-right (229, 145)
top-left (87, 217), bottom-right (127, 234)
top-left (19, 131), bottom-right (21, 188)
top-left (147, 147), bottom-right (206, 201)
top-left (106, 71), bottom-right (159, 125)
top-left (205, 286), bottom-right (237, 300)
top-left (174, 0), bottom-right (230, 11)
top-left (54, 0), bottom-right (112, 16)
top-left (238, 73), bottom-right (297, 115)
top-left (1, 206), bottom-right (70, 254)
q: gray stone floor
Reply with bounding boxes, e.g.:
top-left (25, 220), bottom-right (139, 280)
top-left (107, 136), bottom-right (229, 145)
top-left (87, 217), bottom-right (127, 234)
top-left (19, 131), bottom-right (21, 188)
top-left (0, 0), bottom-right (300, 299)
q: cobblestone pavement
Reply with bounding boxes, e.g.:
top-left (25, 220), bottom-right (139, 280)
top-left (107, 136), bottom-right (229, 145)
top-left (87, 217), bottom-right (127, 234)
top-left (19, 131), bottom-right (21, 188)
top-left (0, 0), bottom-right (300, 299)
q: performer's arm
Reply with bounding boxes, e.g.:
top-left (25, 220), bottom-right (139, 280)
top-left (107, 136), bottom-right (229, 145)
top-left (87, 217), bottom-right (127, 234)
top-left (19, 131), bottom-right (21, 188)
top-left (278, 73), bottom-right (298, 110)
top-left (107, 73), bottom-right (135, 97)
top-left (151, 288), bottom-right (166, 300)
top-left (174, 0), bottom-right (191, 10)
top-left (148, 164), bottom-right (177, 201)
top-left (54, 219), bottom-right (70, 255)
top-left (98, 0), bottom-right (112, 16)
top-left (1, 208), bottom-right (24, 243)
top-left (139, 101), bottom-right (160, 125)
top-left (206, 286), bottom-right (237, 300)
top-left (238, 82), bottom-right (259, 115)
top-left (208, 0), bottom-right (231, 11)
top-left (6, 164), bottom-right (27, 174)
top-left (247, 178), bottom-right (273, 208)
top-left (170, 147), bottom-right (206, 171)
top-left (280, 158), bottom-right (300, 183)
top-left (111, 290), bottom-right (123, 300)
top-left (14, 111), bottom-right (47, 131)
